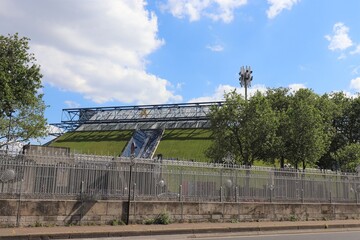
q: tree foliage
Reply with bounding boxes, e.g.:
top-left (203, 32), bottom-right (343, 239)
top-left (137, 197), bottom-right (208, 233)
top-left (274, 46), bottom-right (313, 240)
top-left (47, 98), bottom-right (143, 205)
top-left (332, 143), bottom-right (360, 172)
top-left (207, 88), bottom-right (344, 170)
top-left (0, 33), bottom-right (47, 147)
top-left (284, 89), bottom-right (331, 169)
top-left (207, 90), bottom-right (278, 166)
top-left (265, 88), bottom-right (291, 168)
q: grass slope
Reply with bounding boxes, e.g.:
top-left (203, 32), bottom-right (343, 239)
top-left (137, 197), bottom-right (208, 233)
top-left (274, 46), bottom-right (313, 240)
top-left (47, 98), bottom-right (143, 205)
top-left (155, 128), bottom-right (213, 162)
top-left (49, 130), bottom-right (133, 156)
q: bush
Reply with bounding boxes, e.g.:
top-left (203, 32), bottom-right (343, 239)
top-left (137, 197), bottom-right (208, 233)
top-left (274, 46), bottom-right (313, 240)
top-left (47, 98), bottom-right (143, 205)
top-left (110, 219), bottom-right (125, 226)
top-left (144, 218), bottom-right (155, 225)
top-left (144, 212), bottom-right (171, 225)
top-left (154, 212), bottom-right (171, 225)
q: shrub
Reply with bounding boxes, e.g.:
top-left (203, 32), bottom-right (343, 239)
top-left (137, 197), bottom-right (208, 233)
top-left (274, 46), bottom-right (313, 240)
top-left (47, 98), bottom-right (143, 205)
top-left (154, 212), bottom-right (171, 225)
top-left (144, 212), bottom-right (171, 225)
top-left (110, 219), bottom-right (125, 226)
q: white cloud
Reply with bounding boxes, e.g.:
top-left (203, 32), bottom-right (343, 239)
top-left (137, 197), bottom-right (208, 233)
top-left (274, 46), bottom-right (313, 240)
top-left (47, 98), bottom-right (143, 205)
top-left (189, 84), bottom-right (267, 102)
top-left (266, 0), bottom-right (300, 19)
top-left (288, 83), bottom-right (306, 93)
top-left (350, 44), bottom-right (360, 55)
top-left (188, 84), bottom-right (234, 102)
top-left (190, 83), bottom-right (307, 102)
top-left (298, 65), bottom-right (307, 71)
top-left (0, 0), bottom-right (182, 105)
top-left (206, 44), bottom-right (224, 52)
top-left (351, 65), bottom-right (360, 75)
top-left (64, 100), bottom-right (80, 108)
top-left (46, 125), bottom-right (63, 135)
top-left (161, 0), bottom-right (247, 23)
top-left (350, 77), bottom-right (360, 92)
top-left (337, 53), bottom-right (347, 60)
top-left (325, 22), bottom-right (353, 51)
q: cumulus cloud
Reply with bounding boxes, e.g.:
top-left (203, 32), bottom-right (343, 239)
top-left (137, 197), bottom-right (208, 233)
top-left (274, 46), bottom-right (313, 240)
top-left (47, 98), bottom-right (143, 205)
top-left (0, 0), bottom-right (182, 104)
top-left (189, 83), bottom-right (307, 102)
top-left (350, 44), bottom-right (360, 55)
top-left (206, 44), bottom-right (224, 52)
top-left (266, 0), bottom-right (300, 19)
top-left (325, 22), bottom-right (353, 51)
top-left (64, 100), bottom-right (80, 108)
top-left (350, 77), bottom-right (360, 92)
top-left (161, 0), bottom-right (247, 23)
top-left (189, 84), bottom-right (267, 102)
top-left (351, 65), bottom-right (360, 75)
top-left (288, 83), bottom-right (306, 93)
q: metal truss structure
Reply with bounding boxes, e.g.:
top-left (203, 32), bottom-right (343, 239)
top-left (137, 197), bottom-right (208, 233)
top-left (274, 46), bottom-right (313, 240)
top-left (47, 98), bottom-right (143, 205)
top-left (49, 102), bottom-right (224, 135)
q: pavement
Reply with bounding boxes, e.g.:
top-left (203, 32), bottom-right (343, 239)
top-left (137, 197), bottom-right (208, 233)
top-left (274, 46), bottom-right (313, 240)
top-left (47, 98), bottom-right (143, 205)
top-left (1, 219), bottom-right (360, 240)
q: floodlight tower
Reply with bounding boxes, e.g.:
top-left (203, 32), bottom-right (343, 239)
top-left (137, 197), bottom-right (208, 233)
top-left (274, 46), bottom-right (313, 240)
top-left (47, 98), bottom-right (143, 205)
top-left (239, 66), bottom-right (253, 101)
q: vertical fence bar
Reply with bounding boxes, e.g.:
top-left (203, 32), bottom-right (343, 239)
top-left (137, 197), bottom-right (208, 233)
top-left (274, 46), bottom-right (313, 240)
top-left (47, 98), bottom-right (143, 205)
top-left (220, 186), bottom-right (223, 202)
top-left (132, 183), bottom-right (136, 201)
top-left (235, 186), bottom-right (238, 203)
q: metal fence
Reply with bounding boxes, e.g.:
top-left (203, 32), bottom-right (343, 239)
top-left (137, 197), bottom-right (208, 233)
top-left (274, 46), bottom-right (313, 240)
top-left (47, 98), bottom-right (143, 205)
top-left (1, 152), bottom-right (360, 203)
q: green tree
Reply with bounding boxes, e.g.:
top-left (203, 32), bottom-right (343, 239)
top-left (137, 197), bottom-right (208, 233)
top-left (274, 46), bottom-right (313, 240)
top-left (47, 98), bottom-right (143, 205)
top-left (348, 95), bottom-right (360, 143)
top-left (207, 90), bottom-right (278, 166)
top-left (317, 92), bottom-right (350, 170)
top-left (265, 88), bottom-right (291, 168)
top-left (332, 143), bottom-right (360, 172)
top-left (285, 89), bottom-right (330, 169)
top-left (0, 33), bottom-right (47, 149)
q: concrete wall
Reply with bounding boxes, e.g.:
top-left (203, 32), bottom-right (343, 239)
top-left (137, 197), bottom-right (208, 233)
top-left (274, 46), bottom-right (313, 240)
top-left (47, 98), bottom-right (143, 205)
top-left (1, 199), bottom-right (360, 227)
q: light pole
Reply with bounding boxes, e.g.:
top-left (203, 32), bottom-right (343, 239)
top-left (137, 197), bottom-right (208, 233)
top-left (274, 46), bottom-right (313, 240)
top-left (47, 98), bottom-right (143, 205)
top-left (239, 66), bottom-right (253, 101)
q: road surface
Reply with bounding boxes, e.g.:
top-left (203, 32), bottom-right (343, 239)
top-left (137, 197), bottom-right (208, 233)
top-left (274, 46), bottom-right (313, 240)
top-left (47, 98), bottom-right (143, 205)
top-left (63, 229), bottom-right (360, 240)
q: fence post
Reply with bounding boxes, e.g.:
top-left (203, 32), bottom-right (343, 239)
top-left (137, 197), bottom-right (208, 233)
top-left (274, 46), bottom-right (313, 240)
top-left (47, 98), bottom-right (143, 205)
top-left (330, 191), bottom-right (332, 203)
top-left (178, 185), bottom-right (182, 202)
top-left (220, 186), bottom-right (223, 202)
top-left (235, 186), bottom-right (238, 203)
top-left (81, 181), bottom-right (85, 196)
top-left (80, 181), bottom-right (85, 225)
top-left (301, 189), bottom-right (304, 203)
top-left (16, 179), bottom-right (23, 227)
top-left (132, 183), bottom-right (136, 201)
top-left (269, 185), bottom-right (274, 203)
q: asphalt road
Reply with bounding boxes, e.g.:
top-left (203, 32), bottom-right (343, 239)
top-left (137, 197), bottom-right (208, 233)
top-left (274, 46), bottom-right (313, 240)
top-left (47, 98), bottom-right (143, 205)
top-left (63, 229), bottom-right (360, 240)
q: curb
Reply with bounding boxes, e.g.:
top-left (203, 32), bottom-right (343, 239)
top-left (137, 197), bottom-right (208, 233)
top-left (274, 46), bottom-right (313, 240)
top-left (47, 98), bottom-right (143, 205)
top-left (1, 223), bottom-right (360, 240)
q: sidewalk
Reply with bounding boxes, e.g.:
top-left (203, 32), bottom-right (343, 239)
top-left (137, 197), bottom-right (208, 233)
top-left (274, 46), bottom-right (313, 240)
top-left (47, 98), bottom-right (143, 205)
top-left (1, 219), bottom-right (360, 239)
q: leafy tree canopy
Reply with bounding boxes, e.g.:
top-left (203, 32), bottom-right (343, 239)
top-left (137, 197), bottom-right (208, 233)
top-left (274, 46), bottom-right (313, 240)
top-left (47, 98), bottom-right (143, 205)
top-left (207, 90), bottom-right (278, 166)
top-left (332, 143), bottom-right (360, 172)
top-left (284, 89), bottom-right (331, 169)
top-left (0, 33), bottom-right (47, 148)
top-left (207, 88), bottom-right (336, 170)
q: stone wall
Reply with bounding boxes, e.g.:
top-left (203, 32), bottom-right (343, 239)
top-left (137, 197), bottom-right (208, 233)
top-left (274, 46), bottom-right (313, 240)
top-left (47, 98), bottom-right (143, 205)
top-left (1, 199), bottom-right (360, 227)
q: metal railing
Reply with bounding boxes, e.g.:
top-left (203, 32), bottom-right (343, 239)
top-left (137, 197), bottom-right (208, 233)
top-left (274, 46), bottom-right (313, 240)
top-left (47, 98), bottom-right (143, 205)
top-left (1, 152), bottom-right (359, 203)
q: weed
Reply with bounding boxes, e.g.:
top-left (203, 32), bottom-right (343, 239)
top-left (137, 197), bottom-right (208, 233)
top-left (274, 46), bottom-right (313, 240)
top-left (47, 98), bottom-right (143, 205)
top-left (34, 221), bottom-right (43, 227)
top-left (230, 219), bottom-right (239, 223)
top-left (144, 212), bottom-right (171, 225)
top-left (110, 219), bottom-right (125, 226)
top-left (154, 212), bottom-right (171, 225)
top-left (289, 215), bottom-right (297, 222)
top-left (144, 218), bottom-right (155, 225)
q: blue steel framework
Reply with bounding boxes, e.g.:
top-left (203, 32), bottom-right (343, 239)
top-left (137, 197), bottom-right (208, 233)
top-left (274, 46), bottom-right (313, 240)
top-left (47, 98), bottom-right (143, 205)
top-left (50, 101), bottom-right (224, 135)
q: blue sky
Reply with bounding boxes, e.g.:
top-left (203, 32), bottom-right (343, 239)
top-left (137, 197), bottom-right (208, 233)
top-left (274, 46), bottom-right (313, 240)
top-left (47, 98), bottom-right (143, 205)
top-left (1, 0), bottom-right (360, 131)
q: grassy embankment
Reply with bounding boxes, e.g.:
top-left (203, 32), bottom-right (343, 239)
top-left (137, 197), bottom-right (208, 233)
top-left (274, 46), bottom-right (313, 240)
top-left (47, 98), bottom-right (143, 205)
top-left (154, 128), bottom-right (213, 162)
top-left (49, 130), bottom-right (133, 156)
